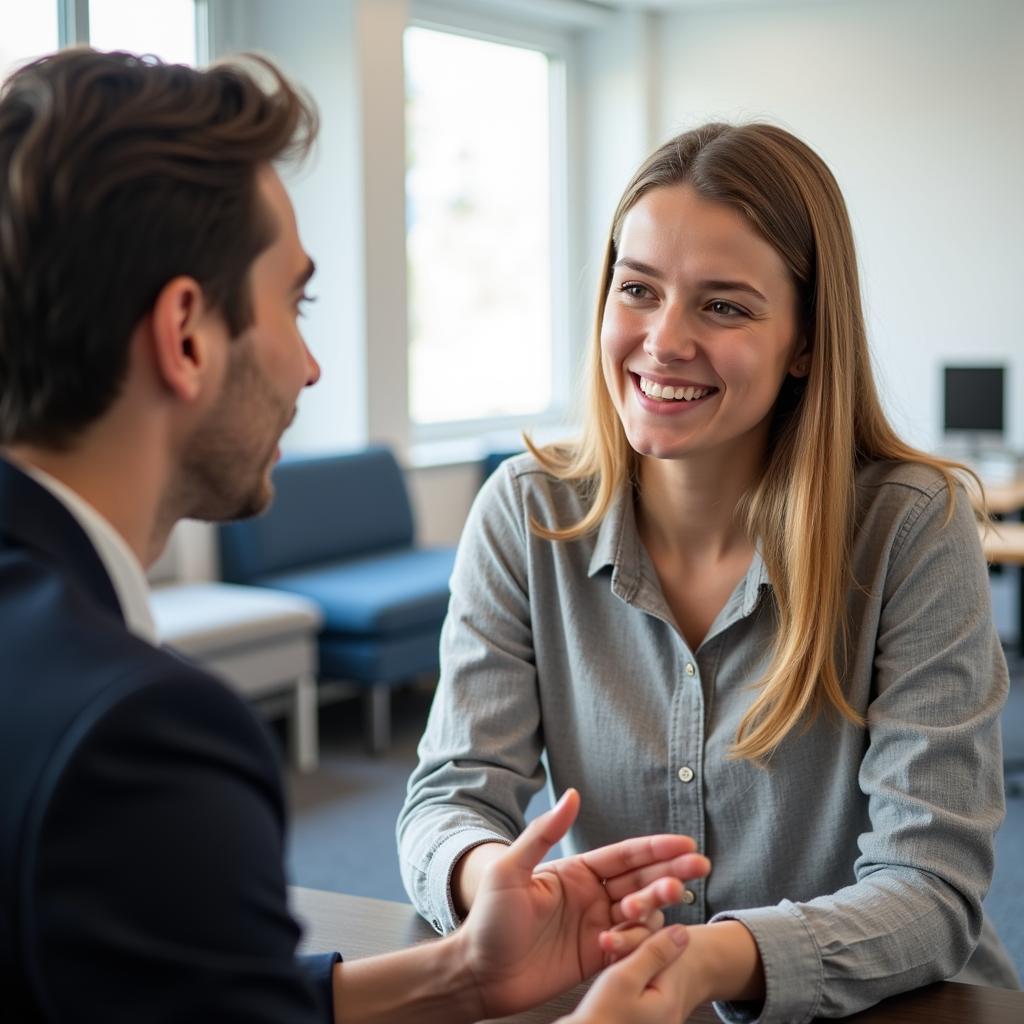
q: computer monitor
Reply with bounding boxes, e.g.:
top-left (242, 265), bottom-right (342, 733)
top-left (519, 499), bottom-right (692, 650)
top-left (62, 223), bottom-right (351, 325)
top-left (943, 366), bottom-right (1005, 444)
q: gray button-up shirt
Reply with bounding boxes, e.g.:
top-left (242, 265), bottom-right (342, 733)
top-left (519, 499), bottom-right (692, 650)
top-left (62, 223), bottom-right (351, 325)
top-left (397, 456), bottom-right (1019, 1022)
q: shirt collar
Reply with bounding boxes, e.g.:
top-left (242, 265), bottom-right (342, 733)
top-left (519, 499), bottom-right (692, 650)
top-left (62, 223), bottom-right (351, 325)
top-left (587, 483), bottom-right (641, 592)
top-left (742, 547), bottom-right (772, 615)
top-left (587, 479), bottom-right (773, 614)
top-left (20, 465), bottom-right (159, 646)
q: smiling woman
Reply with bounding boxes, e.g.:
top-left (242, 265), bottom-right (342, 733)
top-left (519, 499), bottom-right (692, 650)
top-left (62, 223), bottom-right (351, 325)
top-left (601, 185), bottom-right (806, 470)
top-left (398, 122), bottom-right (1021, 1023)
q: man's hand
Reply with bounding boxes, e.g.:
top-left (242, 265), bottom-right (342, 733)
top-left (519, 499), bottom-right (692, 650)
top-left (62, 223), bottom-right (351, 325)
top-left (452, 788), bottom-right (710, 1019)
top-left (560, 925), bottom-right (692, 1024)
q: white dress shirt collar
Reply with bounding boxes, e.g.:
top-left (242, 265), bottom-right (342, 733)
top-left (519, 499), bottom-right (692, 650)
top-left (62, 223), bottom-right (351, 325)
top-left (22, 464), bottom-right (158, 646)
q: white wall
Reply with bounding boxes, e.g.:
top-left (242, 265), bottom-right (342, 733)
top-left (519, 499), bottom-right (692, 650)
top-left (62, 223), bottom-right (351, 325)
top-left (175, 0), bottom-right (1023, 576)
top-left (653, 0), bottom-right (1024, 451)
top-left (576, 7), bottom-right (659, 337)
top-left (212, 0), bottom-right (400, 456)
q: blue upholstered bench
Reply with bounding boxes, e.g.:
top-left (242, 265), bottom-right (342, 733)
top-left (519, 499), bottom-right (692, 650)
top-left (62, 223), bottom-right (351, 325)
top-left (219, 448), bottom-right (456, 753)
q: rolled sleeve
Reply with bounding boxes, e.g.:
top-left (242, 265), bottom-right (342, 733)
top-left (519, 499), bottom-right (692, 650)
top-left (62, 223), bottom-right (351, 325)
top-left (710, 904), bottom-right (823, 1024)
top-left (397, 462), bottom-right (545, 930)
top-left (423, 828), bottom-right (512, 933)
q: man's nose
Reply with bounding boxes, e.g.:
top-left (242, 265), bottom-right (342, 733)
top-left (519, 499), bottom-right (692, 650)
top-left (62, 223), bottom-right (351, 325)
top-left (303, 343), bottom-right (321, 387)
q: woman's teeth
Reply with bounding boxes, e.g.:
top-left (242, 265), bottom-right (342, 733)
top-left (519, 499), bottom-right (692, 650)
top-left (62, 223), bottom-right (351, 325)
top-left (639, 376), bottom-right (712, 402)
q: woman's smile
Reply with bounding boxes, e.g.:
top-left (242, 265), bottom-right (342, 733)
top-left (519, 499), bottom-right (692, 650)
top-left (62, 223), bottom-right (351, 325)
top-left (631, 372), bottom-right (720, 414)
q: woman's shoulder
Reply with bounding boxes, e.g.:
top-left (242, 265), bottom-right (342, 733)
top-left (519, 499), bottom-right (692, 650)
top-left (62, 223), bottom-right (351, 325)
top-left (854, 457), bottom-right (974, 552)
top-left (486, 445), bottom-right (590, 500)
top-left (855, 457), bottom-right (952, 499)
top-left (475, 445), bottom-right (595, 529)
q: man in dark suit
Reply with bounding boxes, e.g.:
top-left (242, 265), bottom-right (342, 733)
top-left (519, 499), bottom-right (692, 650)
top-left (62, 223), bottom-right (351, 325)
top-left (0, 49), bottom-right (710, 1023)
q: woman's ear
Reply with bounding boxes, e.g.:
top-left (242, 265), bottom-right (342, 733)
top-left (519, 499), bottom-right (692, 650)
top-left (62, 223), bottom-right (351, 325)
top-left (788, 340), bottom-right (811, 379)
top-left (148, 276), bottom-right (222, 403)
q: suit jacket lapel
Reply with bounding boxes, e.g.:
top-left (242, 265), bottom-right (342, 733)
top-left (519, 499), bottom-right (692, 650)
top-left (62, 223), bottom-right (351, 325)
top-left (0, 457), bottom-right (123, 622)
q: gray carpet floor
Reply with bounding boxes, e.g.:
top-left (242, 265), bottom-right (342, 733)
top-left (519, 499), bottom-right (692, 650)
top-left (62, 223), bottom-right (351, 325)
top-left (283, 578), bottom-right (1024, 980)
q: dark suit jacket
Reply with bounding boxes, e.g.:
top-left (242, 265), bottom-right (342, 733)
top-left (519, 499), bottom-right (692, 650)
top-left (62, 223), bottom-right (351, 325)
top-left (0, 458), bottom-right (337, 1022)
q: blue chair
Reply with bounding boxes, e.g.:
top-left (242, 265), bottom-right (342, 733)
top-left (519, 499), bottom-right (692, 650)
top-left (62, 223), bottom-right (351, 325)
top-left (219, 447), bottom-right (456, 752)
top-left (481, 448), bottom-right (524, 485)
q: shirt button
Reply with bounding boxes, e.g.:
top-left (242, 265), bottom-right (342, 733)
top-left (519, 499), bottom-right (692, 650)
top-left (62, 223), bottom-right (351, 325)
top-left (685, 662), bottom-right (696, 676)
top-left (681, 889), bottom-right (696, 905)
top-left (677, 765), bottom-right (694, 783)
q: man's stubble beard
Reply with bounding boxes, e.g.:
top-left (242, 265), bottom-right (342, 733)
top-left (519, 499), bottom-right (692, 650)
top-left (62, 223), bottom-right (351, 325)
top-left (174, 337), bottom-right (291, 524)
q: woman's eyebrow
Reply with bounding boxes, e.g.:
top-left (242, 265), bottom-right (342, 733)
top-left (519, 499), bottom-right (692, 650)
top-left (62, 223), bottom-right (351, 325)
top-left (612, 257), bottom-right (664, 278)
top-left (698, 279), bottom-right (768, 303)
top-left (613, 258), bottom-right (769, 304)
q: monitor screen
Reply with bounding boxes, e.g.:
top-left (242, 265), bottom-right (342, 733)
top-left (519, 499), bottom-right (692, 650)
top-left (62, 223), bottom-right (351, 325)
top-left (943, 366), bottom-right (1005, 434)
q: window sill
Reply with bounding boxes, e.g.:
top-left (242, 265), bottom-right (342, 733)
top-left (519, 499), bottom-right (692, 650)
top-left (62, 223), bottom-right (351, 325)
top-left (407, 423), bottom-right (577, 470)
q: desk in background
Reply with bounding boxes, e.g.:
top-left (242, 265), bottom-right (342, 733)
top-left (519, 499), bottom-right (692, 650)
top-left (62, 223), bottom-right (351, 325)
top-left (979, 477), bottom-right (1024, 648)
top-left (291, 887), bottom-right (1024, 1024)
top-left (985, 478), bottom-right (1024, 517)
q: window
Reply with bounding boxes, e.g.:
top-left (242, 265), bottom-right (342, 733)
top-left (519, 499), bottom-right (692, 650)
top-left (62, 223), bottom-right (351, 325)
top-left (0, 0), bottom-right (59, 81)
top-left (404, 22), bottom-right (569, 436)
top-left (0, 2), bottom-right (201, 70)
top-left (88, 0), bottom-right (198, 65)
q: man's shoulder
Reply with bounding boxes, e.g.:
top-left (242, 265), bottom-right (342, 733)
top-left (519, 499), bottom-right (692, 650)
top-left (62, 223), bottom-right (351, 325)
top-left (0, 544), bottom-right (277, 870)
top-left (0, 537), bottom-right (207, 712)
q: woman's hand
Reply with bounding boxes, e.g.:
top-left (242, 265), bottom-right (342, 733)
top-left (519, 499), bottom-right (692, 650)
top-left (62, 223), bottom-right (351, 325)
top-left (560, 925), bottom-right (693, 1024)
top-left (453, 788), bottom-right (710, 1019)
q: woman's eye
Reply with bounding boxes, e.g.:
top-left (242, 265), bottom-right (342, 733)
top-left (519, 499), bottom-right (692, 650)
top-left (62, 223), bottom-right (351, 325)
top-left (708, 300), bottom-right (745, 317)
top-left (297, 292), bottom-right (318, 318)
top-left (620, 282), bottom-right (652, 300)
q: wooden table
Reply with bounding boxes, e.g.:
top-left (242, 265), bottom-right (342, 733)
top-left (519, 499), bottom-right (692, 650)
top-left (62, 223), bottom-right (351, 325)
top-left (985, 479), bottom-right (1024, 516)
top-left (976, 476), bottom-right (1024, 647)
top-left (291, 887), bottom-right (1024, 1024)
top-left (982, 521), bottom-right (1024, 567)
top-left (978, 483), bottom-right (1024, 643)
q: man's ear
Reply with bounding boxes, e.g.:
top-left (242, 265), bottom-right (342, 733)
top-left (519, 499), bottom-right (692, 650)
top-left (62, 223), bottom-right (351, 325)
top-left (148, 276), bottom-right (223, 403)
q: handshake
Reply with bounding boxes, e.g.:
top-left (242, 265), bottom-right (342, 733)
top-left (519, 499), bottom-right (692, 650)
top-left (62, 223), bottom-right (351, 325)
top-left (445, 788), bottom-right (712, 1023)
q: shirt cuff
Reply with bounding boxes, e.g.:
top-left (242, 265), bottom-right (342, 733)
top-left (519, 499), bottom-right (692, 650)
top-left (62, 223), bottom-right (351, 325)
top-left (297, 951), bottom-right (342, 1024)
top-left (709, 902), bottom-right (824, 1024)
top-left (426, 826), bottom-right (511, 934)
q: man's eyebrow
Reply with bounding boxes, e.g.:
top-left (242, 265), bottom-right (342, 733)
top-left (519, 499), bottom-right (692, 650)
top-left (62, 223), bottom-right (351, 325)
top-left (293, 258), bottom-right (316, 291)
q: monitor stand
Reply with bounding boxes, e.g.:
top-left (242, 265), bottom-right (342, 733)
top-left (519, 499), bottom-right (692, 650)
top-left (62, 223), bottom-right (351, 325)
top-left (941, 432), bottom-right (1018, 483)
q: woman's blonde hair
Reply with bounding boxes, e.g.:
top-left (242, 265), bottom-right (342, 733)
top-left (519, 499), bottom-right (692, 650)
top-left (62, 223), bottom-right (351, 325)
top-left (529, 122), bottom-right (980, 761)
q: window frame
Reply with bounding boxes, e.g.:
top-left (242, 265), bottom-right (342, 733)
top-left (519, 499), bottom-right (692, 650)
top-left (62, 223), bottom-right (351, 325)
top-left (58, 0), bottom-right (206, 61)
top-left (405, 0), bottom-right (579, 446)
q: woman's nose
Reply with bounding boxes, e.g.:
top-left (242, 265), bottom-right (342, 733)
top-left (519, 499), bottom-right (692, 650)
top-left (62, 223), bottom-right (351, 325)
top-left (643, 305), bottom-right (699, 364)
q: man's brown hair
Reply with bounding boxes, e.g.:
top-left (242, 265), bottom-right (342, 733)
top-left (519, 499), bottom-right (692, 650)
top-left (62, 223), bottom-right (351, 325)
top-left (0, 47), bottom-right (317, 447)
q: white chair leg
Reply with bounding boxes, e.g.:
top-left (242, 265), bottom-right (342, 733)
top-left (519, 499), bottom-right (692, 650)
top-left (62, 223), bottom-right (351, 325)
top-left (290, 673), bottom-right (318, 773)
top-left (365, 687), bottom-right (390, 755)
